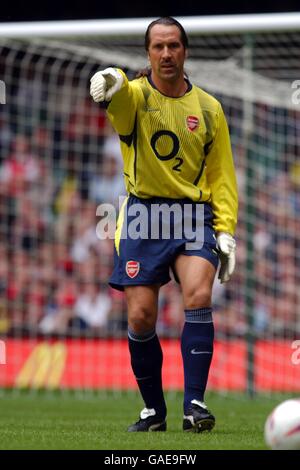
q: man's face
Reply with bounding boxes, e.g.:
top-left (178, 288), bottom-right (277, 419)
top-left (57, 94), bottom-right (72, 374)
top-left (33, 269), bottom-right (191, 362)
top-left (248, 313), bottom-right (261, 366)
top-left (148, 24), bottom-right (187, 83)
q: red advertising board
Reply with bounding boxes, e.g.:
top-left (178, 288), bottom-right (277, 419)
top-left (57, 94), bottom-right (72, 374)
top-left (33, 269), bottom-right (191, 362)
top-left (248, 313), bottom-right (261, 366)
top-left (0, 338), bottom-right (299, 391)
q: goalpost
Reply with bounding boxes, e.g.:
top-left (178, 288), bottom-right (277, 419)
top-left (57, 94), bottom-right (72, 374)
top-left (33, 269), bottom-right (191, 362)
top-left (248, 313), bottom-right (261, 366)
top-left (0, 13), bottom-right (300, 394)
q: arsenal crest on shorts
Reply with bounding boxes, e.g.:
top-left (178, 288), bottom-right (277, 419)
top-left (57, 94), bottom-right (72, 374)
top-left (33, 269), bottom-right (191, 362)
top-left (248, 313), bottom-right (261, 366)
top-left (187, 115), bottom-right (199, 132)
top-left (126, 260), bottom-right (140, 278)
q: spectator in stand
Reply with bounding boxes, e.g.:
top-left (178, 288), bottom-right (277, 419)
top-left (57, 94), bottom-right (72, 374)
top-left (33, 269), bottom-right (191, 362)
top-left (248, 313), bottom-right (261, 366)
top-left (39, 276), bottom-right (78, 334)
top-left (74, 282), bottom-right (112, 332)
top-left (71, 200), bottom-right (99, 263)
top-left (102, 132), bottom-right (124, 169)
top-left (90, 152), bottom-right (125, 207)
top-left (0, 135), bottom-right (41, 197)
top-left (25, 279), bottom-right (47, 329)
top-left (13, 196), bottom-right (45, 253)
top-left (7, 250), bottom-right (30, 329)
top-left (0, 246), bottom-right (9, 333)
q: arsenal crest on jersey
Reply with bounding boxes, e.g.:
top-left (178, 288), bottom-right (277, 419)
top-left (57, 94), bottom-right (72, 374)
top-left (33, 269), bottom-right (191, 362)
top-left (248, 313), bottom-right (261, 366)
top-left (187, 115), bottom-right (199, 132)
top-left (126, 260), bottom-right (140, 278)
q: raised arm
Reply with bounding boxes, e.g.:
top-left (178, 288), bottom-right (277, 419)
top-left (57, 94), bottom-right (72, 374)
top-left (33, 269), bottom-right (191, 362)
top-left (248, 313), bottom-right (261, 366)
top-left (90, 68), bottom-right (139, 135)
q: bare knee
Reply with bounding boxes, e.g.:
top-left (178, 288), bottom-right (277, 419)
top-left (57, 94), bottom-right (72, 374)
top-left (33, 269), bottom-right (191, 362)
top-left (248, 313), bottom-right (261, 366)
top-left (184, 286), bottom-right (212, 310)
top-left (125, 285), bottom-right (159, 334)
top-left (128, 306), bottom-right (157, 334)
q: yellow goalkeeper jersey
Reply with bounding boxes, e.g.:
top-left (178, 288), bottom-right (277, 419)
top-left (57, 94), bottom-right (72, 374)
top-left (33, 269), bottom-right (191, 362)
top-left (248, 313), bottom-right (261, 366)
top-left (106, 70), bottom-right (238, 235)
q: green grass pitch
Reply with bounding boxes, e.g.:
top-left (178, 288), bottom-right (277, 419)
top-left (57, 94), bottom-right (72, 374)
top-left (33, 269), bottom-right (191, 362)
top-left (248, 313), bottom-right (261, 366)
top-left (0, 390), bottom-right (287, 450)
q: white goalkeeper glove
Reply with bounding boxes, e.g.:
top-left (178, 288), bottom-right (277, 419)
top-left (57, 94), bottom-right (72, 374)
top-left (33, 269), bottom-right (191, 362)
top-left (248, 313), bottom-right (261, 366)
top-left (216, 232), bottom-right (236, 283)
top-left (90, 67), bottom-right (123, 102)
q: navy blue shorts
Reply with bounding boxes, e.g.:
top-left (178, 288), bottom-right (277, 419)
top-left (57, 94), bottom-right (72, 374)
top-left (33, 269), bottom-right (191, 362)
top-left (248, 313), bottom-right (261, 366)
top-left (109, 195), bottom-right (219, 291)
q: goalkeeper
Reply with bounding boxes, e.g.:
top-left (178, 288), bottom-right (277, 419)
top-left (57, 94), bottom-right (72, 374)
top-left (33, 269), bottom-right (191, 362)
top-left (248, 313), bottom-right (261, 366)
top-left (90, 17), bottom-right (238, 433)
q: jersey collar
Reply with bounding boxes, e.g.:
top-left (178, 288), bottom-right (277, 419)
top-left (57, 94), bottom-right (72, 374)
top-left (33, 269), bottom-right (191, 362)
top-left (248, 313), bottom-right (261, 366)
top-left (147, 75), bottom-right (192, 97)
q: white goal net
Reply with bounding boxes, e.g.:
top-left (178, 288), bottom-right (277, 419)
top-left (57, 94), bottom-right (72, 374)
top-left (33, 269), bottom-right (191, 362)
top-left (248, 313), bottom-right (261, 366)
top-left (0, 14), bottom-right (300, 393)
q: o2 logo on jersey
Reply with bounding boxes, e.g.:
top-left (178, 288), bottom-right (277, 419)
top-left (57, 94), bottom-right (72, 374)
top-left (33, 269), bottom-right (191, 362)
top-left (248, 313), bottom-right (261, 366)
top-left (150, 130), bottom-right (183, 172)
top-left (150, 130), bottom-right (179, 161)
top-left (187, 115), bottom-right (199, 132)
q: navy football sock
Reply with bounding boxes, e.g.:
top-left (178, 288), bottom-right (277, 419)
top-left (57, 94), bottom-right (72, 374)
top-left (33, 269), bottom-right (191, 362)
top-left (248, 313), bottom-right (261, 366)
top-left (128, 328), bottom-right (166, 419)
top-left (181, 307), bottom-right (214, 413)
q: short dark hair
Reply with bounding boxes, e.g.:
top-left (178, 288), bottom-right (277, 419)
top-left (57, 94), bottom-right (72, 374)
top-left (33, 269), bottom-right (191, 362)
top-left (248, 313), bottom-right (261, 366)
top-left (144, 16), bottom-right (189, 51)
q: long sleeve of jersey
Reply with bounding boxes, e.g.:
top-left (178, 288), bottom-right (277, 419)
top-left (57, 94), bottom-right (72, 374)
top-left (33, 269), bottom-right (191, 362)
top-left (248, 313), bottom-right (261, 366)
top-left (205, 104), bottom-right (238, 235)
top-left (106, 70), bottom-right (139, 136)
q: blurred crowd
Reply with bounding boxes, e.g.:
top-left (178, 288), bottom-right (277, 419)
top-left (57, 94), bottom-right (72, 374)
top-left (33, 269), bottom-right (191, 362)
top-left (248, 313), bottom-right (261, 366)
top-left (0, 59), bottom-right (299, 338)
top-left (0, 80), bottom-right (185, 337)
top-left (215, 103), bottom-right (300, 338)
